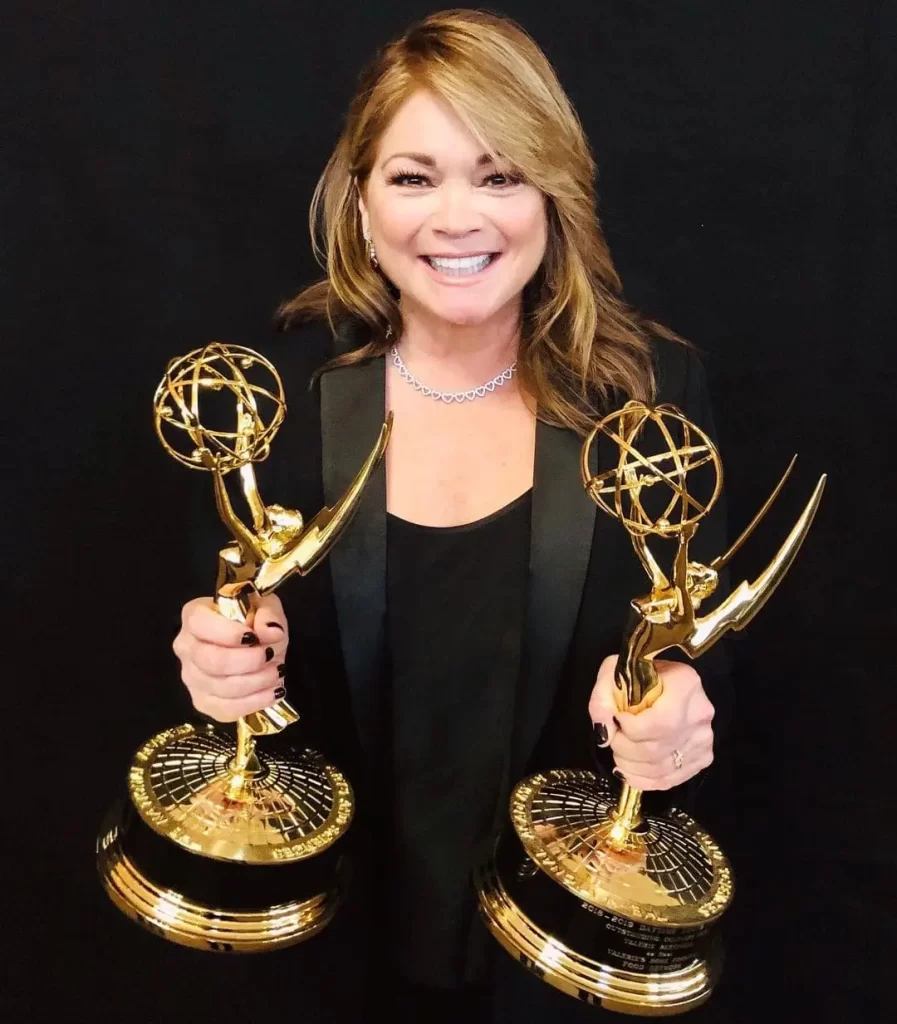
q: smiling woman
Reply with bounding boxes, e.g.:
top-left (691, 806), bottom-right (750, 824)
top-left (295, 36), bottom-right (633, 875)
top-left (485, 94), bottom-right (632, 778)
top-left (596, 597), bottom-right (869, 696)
top-left (170, 9), bottom-right (733, 1024)
top-left (276, 9), bottom-right (684, 436)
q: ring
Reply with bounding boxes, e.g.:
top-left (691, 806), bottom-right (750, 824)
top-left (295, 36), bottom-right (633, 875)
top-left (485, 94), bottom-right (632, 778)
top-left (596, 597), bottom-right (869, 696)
top-left (672, 748), bottom-right (684, 770)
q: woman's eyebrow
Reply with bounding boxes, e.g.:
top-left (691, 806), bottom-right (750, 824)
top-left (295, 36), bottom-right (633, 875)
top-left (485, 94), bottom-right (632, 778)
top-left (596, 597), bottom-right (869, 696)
top-left (379, 151), bottom-right (496, 170)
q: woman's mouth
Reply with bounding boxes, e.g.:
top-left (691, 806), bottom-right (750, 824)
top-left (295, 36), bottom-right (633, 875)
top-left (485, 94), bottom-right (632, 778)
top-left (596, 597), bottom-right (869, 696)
top-left (422, 253), bottom-right (499, 277)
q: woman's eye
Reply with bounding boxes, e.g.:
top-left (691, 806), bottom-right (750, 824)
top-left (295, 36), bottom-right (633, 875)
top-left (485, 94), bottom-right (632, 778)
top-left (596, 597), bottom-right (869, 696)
top-left (483, 172), bottom-right (523, 188)
top-left (388, 172), bottom-right (431, 187)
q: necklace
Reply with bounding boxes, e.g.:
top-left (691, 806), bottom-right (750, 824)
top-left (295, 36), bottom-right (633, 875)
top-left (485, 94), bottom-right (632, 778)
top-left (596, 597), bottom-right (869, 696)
top-left (389, 344), bottom-right (517, 403)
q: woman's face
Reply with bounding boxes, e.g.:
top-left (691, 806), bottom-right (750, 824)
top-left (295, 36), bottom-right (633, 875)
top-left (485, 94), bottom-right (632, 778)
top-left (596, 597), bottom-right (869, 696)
top-left (359, 90), bottom-right (548, 329)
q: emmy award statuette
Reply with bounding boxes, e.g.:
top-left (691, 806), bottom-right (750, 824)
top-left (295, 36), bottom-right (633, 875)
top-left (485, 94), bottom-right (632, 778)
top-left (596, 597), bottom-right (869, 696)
top-left (477, 401), bottom-right (825, 1014)
top-left (97, 343), bottom-right (392, 953)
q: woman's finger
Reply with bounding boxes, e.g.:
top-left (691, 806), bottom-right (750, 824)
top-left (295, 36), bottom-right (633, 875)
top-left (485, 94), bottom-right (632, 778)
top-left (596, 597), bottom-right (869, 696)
top-left (191, 684), bottom-right (287, 724)
top-left (250, 594), bottom-right (289, 647)
top-left (609, 733), bottom-right (680, 766)
top-left (182, 661), bottom-right (286, 701)
top-left (588, 655), bottom-right (621, 748)
top-left (182, 597), bottom-right (263, 647)
top-left (611, 724), bottom-right (713, 766)
top-left (190, 636), bottom-right (285, 678)
top-left (614, 747), bottom-right (714, 791)
top-left (614, 662), bottom-right (708, 742)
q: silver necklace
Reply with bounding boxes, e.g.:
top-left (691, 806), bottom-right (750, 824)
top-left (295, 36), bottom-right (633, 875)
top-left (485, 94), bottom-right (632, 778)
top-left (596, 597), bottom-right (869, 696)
top-left (389, 344), bottom-right (517, 404)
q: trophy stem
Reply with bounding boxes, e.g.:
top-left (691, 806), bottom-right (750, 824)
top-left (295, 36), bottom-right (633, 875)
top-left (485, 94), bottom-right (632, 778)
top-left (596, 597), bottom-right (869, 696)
top-left (615, 782), bottom-right (643, 828)
top-left (230, 718), bottom-right (261, 774)
top-left (606, 782), bottom-right (645, 850)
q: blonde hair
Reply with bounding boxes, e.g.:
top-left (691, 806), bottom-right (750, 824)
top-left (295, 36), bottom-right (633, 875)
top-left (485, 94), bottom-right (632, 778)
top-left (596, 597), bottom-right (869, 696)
top-left (276, 8), bottom-right (681, 433)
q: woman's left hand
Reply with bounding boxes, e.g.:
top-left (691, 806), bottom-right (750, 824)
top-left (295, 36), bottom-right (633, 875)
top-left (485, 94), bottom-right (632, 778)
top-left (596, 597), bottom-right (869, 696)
top-left (588, 655), bottom-right (715, 790)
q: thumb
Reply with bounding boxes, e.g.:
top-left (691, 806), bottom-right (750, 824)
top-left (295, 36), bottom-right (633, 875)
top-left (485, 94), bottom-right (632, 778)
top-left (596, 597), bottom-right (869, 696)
top-left (588, 655), bottom-right (620, 748)
top-left (248, 593), bottom-right (289, 646)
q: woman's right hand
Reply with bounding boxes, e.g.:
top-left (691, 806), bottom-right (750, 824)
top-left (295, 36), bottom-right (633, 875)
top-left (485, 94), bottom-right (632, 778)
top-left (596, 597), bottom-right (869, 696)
top-left (173, 594), bottom-right (289, 722)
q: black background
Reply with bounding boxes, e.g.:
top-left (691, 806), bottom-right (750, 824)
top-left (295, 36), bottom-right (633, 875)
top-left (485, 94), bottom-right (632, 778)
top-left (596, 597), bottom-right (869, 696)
top-left (5, 2), bottom-right (895, 1020)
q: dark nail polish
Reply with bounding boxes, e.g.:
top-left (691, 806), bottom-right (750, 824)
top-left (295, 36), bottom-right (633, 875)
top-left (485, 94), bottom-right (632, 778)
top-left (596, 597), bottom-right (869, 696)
top-left (593, 722), bottom-right (608, 746)
top-left (277, 663), bottom-right (287, 678)
top-left (273, 686), bottom-right (286, 700)
top-left (266, 622), bottom-right (284, 631)
top-left (612, 767), bottom-right (625, 781)
top-left (241, 632), bottom-right (259, 646)
top-left (612, 716), bottom-right (621, 729)
top-left (265, 647), bottom-right (274, 662)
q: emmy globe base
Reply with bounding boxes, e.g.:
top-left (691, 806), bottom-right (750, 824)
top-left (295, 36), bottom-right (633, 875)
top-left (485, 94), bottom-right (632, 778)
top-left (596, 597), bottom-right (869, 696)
top-left (97, 722), bottom-right (354, 953)
top-left (476, 770), bottom-right (732, 1016)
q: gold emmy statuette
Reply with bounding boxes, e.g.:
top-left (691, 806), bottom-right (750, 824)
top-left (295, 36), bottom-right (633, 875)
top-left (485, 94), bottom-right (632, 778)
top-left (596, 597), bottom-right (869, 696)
top-left (477, 401), bottom-right (826, 1015)
top-left (97, 343), bottom-right (392, 953)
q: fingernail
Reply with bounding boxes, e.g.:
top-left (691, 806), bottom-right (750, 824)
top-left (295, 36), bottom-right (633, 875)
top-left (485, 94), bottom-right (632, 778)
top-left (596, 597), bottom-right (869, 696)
top-left (612, 767), bottom-right (625, 781)
top-left (265, 647), bottom-right (275, 662)
top-left (273, 686), bottom-right (286, 700)
top-left (277, 663), bottom-right (287, 678)
top-left (593, 722), bottom-right (608, 747)
top-left (612, 717), bottom-right (621, 729)
top-left (267, 622), bottom-right (284, 631)
top-left (241, 632), bottom-right (259, 646)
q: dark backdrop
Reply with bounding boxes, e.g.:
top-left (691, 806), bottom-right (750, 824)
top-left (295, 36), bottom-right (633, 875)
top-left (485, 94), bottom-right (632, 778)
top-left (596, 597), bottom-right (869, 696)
top-left (5, 2), bottom-right (895, 1021)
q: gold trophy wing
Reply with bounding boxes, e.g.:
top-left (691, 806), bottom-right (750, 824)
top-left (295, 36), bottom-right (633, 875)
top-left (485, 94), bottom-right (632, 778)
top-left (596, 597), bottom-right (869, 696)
top-left (241, 413), bottom-right (393, 736)
top-left (253, 413), bottom-right (393, 592)
top-left (683, 471), bottom-right (827, 658)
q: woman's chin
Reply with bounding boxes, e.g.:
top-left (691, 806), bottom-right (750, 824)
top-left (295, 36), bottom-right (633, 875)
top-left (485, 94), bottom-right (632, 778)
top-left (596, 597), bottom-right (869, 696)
top-left (420, 301), bottom-right (505, 328)
top-left (399, 287), bottom-right (519, 329)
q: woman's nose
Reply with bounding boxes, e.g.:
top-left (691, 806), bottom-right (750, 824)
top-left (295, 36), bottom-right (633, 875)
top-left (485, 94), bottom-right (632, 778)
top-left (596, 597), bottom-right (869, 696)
top-left (430, 182), bottom-right (482, 236)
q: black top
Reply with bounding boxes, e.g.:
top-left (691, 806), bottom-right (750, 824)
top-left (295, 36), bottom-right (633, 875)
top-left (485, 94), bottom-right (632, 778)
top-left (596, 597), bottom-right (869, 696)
top-left (384, 490), bottom-right (533, 987)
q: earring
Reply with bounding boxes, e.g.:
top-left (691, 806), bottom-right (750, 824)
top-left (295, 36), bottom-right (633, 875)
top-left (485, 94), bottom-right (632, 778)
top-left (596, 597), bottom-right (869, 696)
top-left (363, 230), bottom-right (378, 269)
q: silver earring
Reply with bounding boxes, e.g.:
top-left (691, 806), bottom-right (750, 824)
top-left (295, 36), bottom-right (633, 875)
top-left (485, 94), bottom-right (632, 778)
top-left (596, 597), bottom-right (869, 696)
top-left (364, 230), bottom-right (378, 269)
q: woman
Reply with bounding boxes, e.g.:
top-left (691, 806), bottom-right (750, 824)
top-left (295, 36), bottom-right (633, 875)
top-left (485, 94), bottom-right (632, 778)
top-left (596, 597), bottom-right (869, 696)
top-left (172, 10), bottom-right (731, 1022)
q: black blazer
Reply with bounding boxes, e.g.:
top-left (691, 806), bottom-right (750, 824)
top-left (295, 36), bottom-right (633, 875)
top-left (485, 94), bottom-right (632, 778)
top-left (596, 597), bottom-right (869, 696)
top-left (182, 319), bottom-right (733, 829)
top-left (172, 320), bottom-right (735, 1018)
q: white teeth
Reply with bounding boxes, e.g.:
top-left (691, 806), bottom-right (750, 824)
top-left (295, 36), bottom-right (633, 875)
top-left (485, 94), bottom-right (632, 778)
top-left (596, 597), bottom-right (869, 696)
top-left (426, 254), bottom-right (494, 275)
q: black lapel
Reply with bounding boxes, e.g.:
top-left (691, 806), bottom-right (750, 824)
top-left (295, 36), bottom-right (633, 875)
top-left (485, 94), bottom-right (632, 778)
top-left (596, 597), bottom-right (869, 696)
top-left (319, 355), bottom-right (387, 764)
top-left (511, 420), bottom-right (603, 776)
